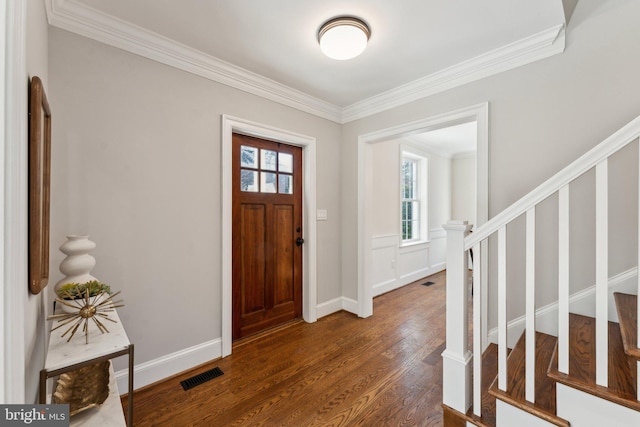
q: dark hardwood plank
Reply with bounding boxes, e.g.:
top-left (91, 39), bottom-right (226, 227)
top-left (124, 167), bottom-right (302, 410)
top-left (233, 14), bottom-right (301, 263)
top-left (489, 331), bottom-right (569, 427)
top-left (443, 404), bottom-right (467, 427)
top-left (123, 271), bottom-right (449, 426)
top-left (548, 313), bottom-right (640, 412)
top-left (614, 292), bottom-right (640, 358)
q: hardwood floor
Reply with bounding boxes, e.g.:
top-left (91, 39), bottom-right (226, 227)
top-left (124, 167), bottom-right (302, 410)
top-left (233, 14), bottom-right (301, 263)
top-left (122, 271), bottom-right (447, 426)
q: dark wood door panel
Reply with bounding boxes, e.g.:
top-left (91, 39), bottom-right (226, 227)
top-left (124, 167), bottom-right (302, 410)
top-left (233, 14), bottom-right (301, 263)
top-left (232, 133), bottom-right (302, 340)
top-left (273, 204), bottom-right (294, 306)
top-left (239, 203), bottom-right (267, 314)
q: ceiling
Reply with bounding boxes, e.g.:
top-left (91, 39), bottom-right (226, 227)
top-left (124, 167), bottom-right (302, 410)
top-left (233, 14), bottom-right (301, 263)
top-left (47, 0), bottom-right (568, 122)
top-left (412, 122), bottom-right (478, 157)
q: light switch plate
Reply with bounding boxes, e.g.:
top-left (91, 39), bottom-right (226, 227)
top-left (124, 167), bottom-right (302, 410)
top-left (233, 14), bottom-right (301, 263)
top-left (317, 209), bottom-right (328, 221)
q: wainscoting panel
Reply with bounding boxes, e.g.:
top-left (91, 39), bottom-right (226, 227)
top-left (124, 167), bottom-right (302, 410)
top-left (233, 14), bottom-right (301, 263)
top-left (398, 244), bottom-right (429, 281)
top-left (371, 230), bottom-right (447, 297)
top-left (371, 234), bottom-right (399, 294)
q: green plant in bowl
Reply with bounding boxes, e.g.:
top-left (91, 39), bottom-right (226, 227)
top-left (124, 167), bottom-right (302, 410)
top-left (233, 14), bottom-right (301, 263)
top-left (57, 280), bottom-right (111, 300)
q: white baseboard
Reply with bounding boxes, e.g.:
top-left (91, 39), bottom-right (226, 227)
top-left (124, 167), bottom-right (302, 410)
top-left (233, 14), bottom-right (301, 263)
top-left (115, 338), bottom-right (222, 393)
top-left (316, 297), bottom-right (343, 318)
top-left (488, 267), bottom-right (638, 347)
top-left (316, 297), bottom-right (359, 318)
top-left (341, 297), bottom-right (359, 315)
top-left (373, 263), bottom-right (446, 297)
top-left (120, 294), bottom-right (362, 392)
top-left (117, 264), bottom-right (453, 394)
top-left (372, 278), bottom-right (404, 297)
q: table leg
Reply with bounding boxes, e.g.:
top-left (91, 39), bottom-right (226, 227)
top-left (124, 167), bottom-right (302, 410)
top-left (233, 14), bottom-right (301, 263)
top-left (128, 344), bottom-right (134, 426)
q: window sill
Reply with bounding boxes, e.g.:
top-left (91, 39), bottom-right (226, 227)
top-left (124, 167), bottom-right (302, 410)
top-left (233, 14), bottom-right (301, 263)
top-left (400, 239), bottom-right (429, 249)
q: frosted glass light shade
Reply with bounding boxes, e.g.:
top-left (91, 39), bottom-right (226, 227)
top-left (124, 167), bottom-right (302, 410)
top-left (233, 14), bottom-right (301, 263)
top-left (318, 17), bottom-right (370, 60)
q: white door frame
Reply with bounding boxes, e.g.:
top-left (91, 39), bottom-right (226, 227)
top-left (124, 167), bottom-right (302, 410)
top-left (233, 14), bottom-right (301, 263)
top-left (357, 103), bottom-right (489, 320)
top-left (3, 0), bottom-right (28, 403)
top-left (221, 115), bottom-right (317, 357)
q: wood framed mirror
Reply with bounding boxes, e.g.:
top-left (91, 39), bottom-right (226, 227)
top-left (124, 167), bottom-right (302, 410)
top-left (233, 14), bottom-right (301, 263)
top-left (29, 76), bottom-right (51, 295)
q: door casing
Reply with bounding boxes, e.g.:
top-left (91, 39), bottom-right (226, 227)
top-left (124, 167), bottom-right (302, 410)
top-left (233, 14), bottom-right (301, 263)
top-left (357, 103), bottom-right (489, 338)
top-left (221, 115), bottom-right (317, 357)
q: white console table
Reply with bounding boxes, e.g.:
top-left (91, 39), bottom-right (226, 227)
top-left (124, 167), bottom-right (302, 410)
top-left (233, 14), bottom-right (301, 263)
top-left (39, 308), bottom-right (134, 426)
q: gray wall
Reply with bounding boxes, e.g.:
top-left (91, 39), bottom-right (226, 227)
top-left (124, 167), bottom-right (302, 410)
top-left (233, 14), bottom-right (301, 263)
top-left (42, 0), bottom-right (640, 384)
top-left (24, 0), bottom-right (49, 403)
top-left (452, 155), bottom-right (476, 223)
top-left (341, 0), bottom-right (640, 318)
top-left (48, 28), bottom-right (342, 367)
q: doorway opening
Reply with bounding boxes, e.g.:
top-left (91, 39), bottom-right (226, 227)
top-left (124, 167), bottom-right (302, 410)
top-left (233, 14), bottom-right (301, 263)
top-left (357, 103), bottom-right (489, 322)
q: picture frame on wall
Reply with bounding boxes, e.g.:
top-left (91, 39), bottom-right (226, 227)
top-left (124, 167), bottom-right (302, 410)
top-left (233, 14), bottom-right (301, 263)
top-left (28, 76), bottom-right (51, 295)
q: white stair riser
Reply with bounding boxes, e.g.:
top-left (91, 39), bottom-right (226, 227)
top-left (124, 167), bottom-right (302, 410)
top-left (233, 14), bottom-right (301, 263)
top-left (495, 400), bottom-right (557, 427)
top-left (556, 383), bottom-right (640, 427)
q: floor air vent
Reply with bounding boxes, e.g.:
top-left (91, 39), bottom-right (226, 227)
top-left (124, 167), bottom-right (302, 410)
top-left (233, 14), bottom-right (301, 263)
top-left (180, 367), bottom-right (224, 391)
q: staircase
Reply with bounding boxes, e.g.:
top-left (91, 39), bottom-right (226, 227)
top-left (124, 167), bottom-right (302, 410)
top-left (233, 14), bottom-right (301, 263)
top-left (442, 115), bottom-right (640, 426)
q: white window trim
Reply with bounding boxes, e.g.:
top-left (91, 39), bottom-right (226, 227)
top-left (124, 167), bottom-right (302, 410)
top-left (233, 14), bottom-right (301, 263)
top-left (400, 148), bottom-right (428, 247)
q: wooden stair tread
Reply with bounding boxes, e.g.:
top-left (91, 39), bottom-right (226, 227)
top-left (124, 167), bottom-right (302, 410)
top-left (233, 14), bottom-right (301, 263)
top-left (614, 292), bottom-right (640, 359)
top-left (548, 313), bottom-right (640, 412)
top-left (489, 331), bottom-right (569, 427)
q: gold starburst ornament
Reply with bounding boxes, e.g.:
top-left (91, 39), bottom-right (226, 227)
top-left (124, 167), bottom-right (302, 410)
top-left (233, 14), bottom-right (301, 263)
top-left (47, 288), bottom-right (124, 344)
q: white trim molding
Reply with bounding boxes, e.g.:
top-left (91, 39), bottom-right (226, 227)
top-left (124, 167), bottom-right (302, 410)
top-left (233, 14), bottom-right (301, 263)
top-left (342, 25), bottom-right (564, 123)
top-left (115, 338), bottom-right (222, 392)
top-left (316, 297), bottom-right (359, 319)
top-left (221, 115), bottom-right (317, 357)
top-left (45, 0), bottom-right (564, 124)
top-left (3, 0), bottom-right (28, 404)
top-left (358, 103), bottom-right (489, 318)
top-left (44, 0), bottom-right (342, 123)
top-left (370, 234), bottom-right (445, 297)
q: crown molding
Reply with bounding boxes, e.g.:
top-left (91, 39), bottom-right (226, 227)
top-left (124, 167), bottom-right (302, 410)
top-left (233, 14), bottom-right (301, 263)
top-left (44, 0), bottom-right (343, 123)
top-left (341, 24), bottom-right (565, 123)
top-left (46, 1), bottom-right (565, 125)
top-left (402, 137), bottom-right (454, 159)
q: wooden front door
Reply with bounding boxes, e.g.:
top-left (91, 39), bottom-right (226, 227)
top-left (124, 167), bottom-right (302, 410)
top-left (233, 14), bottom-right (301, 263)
top-left (232, 133), bottom-right (303, 340)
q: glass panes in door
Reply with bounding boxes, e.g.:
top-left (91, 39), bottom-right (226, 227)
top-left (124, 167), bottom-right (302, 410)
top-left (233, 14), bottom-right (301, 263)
top-left (240, 145), bottom-right (295, 194)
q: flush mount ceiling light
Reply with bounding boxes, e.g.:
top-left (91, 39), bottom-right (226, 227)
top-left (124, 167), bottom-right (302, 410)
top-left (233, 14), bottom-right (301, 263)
top-left (318, 17), bottom-right (370, 60)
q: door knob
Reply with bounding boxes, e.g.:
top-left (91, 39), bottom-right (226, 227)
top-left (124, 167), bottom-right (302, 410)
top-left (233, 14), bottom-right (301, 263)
top-left (296, 237), bottom-right (305, 247)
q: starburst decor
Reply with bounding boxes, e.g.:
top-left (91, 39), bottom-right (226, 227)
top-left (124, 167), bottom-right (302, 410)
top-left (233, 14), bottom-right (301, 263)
top-left (47, 288), bottom-right (124, 344)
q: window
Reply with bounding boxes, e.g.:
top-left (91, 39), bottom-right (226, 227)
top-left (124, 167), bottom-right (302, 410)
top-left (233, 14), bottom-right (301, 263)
top-left (240, 145), bottom-right (294, 194)
top-left (401, 151), bottom-right (427, 243)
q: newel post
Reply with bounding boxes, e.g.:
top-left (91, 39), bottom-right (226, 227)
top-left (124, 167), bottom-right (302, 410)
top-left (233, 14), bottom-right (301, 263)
top-left (442, 220), bottom-right (473, 414)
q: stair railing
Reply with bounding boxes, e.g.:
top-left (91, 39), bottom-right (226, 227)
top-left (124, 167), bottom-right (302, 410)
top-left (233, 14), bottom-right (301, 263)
top-left (443, 114), bottom-right (640, 418)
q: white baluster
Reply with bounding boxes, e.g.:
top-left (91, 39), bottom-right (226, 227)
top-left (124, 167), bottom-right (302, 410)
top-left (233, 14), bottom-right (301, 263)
top-left (442, 221), bottom-right (473, 414)
top-left (596, 160), bottom-right (608, 387)
top-left (558, 185), bottom-right (569, 374)
top-left (498, 226), bottom-right (507, 391)
top-left (473, 242), bottom-right (482, 417)
top-left (526, 208), bottom-right (536, 403)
